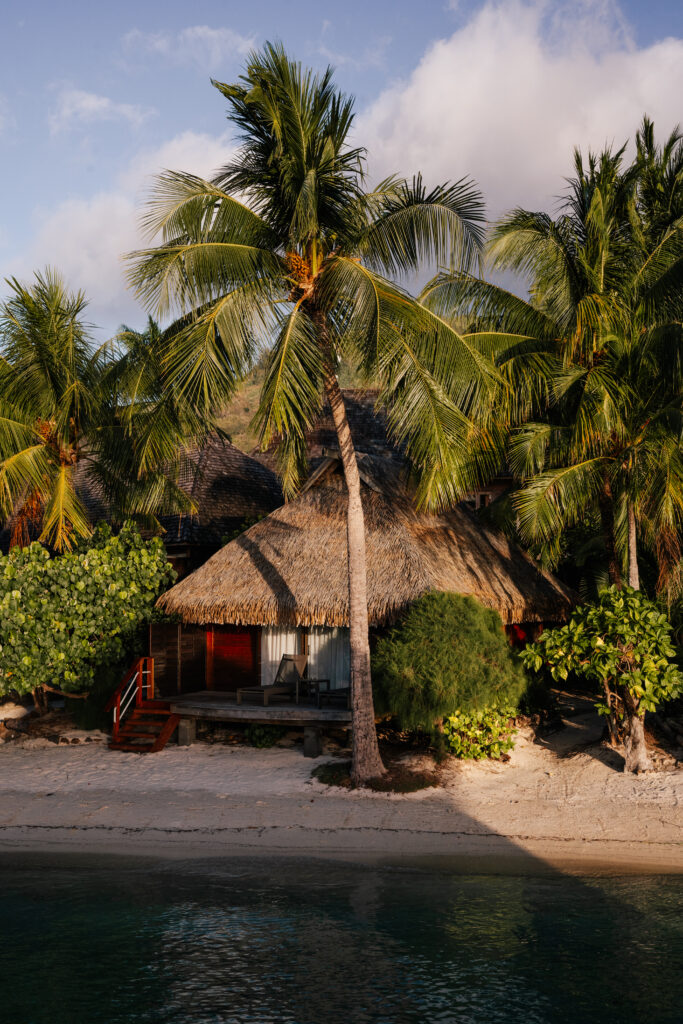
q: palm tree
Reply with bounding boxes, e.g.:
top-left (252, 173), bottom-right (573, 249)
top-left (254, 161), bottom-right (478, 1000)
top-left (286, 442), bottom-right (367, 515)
top-left (422, 126), bottom-right (683, 594)
top-left (127, 43), bottom-right (494, 784)
top-left (0, 270), bottom-right (104, 550)
top-left (94, 316), bottom-right (204, 528)
top-left (0, 275), bottom-right (200, 550)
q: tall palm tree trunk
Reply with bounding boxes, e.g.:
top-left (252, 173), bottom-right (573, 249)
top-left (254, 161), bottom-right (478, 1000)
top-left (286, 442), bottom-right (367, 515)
top-left (322, 370), bottom-right (386, 784)
top-left (627, 502), bottom-right (640, 589)
top-left (598, 475), bottom-right (622, 587)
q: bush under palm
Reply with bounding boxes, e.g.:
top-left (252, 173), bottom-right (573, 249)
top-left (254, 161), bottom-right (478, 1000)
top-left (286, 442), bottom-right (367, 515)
top-left (372, 592), bottom-right (528, 736)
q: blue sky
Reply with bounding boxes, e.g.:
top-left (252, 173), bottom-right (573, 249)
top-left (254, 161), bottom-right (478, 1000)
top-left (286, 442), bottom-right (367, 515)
top-left (1, 0), bottom-right (682, 334)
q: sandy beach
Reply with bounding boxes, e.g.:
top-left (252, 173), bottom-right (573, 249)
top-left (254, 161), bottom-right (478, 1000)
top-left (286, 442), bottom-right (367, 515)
top-left (1, 714), bottom-right (681, 874)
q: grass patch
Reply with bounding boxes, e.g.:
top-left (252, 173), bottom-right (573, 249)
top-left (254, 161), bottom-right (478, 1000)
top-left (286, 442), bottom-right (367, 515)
top-left (312, 756), bottom-right (440, 793)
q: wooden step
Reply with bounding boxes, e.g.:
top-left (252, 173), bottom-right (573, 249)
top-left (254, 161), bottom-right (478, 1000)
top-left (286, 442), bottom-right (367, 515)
top-left (122, 716), bottom-right (165, 724)
top-left (118, 729), bottom-right (163, 739)
top-left (110, 713), bottom-right (180, 753)
top-left (109, 742), bottom-right (156, 752)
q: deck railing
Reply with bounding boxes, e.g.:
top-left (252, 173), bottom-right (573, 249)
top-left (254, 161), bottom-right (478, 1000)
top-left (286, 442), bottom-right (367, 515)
top-left (105, 657), bottom-right (155, 744)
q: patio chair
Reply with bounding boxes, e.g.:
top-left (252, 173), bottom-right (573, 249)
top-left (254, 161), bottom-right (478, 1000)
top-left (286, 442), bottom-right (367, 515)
top-left (236, 654), bottom-right (308, 706)
top-left (315, 679), bottom-right (351, 709)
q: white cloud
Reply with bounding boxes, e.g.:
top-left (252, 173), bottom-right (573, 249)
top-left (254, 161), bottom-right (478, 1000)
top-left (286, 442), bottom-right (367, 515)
top-left (9, 0), bottom-right (683, 334)
top-left (120, 129), bottom-right (235, 192)
top-left (49, 88), bottom-right (155, 135)
top-left (124, 25), bottom-right (254, 72)
top-left (2, 131), bottom-right (236, 333)
top-left (358, 0), bottom-right (683, 218)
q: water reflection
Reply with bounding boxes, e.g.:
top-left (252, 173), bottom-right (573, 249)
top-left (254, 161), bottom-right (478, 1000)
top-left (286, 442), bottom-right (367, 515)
top-left (1, 855), bottom-right (681, 1024)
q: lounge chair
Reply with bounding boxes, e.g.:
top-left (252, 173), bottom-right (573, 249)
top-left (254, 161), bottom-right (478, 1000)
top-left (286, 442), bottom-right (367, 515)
top-left (236, 654), bottom-right (308, 706)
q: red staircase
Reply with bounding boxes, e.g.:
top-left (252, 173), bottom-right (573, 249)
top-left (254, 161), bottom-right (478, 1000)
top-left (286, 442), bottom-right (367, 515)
top-left (105, 657), bottom-right (179, 753)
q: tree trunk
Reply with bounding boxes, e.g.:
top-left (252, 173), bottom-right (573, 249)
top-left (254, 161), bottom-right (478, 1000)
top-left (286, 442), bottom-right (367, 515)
top-left (627, 502), bottom-right (640, 590)
top-left (623, 711), bottom-right (652, 773)
top-left (322, 370), bottom-right (386, 784)
top-left (597, 476), bottom-right (622, 587)
top-left (601, 681), bottom-right (621, 746)
top-left (31, 686), bottom-right (48, 716)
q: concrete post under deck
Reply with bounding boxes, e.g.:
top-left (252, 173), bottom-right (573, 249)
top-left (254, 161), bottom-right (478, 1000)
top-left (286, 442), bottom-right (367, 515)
top-left (303, 727), bottom-right (322, 758)
top-left (177, 718), bottom-right (197, 747)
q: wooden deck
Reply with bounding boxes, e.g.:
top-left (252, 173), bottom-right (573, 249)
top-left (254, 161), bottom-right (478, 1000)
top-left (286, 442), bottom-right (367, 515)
top-left (169, 691), bottom-right (351, 756)
top-left (169, 691), bottom-right (352, 726)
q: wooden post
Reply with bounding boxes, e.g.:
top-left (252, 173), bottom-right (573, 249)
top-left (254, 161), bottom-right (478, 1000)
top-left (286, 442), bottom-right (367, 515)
top-left (113, 693), bottom-right (121, 743)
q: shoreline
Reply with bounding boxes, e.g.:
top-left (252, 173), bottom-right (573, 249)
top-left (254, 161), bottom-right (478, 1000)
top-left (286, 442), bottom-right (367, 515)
top-left (1, 823), bottom-right (681, 876)
top-left (1, 723), bottom-right (681, 876)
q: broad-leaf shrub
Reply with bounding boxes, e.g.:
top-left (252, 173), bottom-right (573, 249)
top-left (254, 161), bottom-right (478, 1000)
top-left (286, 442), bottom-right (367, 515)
top-left (0, 523), bottom-right (175, 700)
top-left (521, 586), bottom-right (682, 770)
top-left (442, 705), bottom-right (517, 760)
top-left (522, 587), bottom-right (682, 715)
top-left (372, 592), bottom-right (529, 734)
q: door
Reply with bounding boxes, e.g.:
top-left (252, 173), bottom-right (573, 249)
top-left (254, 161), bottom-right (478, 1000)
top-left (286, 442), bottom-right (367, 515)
top-left (207, 626), bottom-right (259, 691)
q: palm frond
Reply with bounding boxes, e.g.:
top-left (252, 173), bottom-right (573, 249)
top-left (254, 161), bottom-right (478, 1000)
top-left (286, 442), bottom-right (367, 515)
top-left (357, 174), bottom-right (485, 277)
top-left (513, 458), bottom-right (608, 546)
top-left (253, 302), bottom-right (324, 495)
top-left (40, 465), bottom-right (91, 551)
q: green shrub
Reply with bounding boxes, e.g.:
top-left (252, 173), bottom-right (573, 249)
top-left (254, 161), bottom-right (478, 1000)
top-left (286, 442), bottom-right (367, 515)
top-left (245, 724), bottom-right (284, 748)
top-left (442, 705), bottom-right (517, 760)
top-left (372, 592), bottom-right (529, 735)
top-left (522, 585), bottom-right (683, 772)
top-left (0, 523), bottom-right (175, 706)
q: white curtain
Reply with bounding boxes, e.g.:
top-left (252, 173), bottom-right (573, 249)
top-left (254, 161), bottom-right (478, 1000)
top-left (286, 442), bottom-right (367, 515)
top-left (307, 627), bottom-right (350, 689)
top-left (260, 627), bottom-right (300, 686)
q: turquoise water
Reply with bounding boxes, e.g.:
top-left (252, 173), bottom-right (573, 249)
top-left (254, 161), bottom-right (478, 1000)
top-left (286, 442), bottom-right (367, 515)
top-left (1, 854), bottom-right (681, 1024)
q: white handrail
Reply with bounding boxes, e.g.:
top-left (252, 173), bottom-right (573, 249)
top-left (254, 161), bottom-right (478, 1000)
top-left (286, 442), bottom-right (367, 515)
top-left (111, 659), bottom-right (155, 736)
top-left (113, 670), bottom-right (139, 729)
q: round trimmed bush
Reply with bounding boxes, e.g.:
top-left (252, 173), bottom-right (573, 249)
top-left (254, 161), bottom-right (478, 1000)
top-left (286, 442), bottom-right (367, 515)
top-left (372, 592), bottom-right (528, 733)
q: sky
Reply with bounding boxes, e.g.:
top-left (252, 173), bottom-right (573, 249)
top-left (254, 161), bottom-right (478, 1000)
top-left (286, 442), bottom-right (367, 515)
top-left (1, 0), bottom-right (683, 336)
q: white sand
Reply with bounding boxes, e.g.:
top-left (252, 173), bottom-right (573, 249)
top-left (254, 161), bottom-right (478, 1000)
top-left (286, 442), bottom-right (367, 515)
top-left (0, 721), bottom-right (681, 873)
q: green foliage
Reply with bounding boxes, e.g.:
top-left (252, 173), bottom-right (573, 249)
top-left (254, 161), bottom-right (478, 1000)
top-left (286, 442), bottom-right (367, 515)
top-left (372, 592), bottom-right (528, 732)
top-left (521, 586), bottom-right (683, 722)
top-left (126, 42), bottom-right (495, 510)
top-left (0, 273), bottom-right (208, 552)
top-left (425, 118), bottom-right (683, 589)
top-left (0, 523), bottom-right (175, 698)
top-left (442, 705), bottom-right (518, 760)
top-left (244, 724), bottom-right (284, 748)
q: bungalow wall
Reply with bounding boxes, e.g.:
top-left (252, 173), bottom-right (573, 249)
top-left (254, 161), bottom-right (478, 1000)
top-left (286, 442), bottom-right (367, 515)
top-left (149, 622), bottom-right (350, 696)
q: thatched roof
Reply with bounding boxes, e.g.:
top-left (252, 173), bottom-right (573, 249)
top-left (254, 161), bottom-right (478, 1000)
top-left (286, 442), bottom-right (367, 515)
top-left (158, 434), bottom-right (283, 544)
top-left (255, 388), bottom-right (392, 471)
top-left (75, 433), bottom-right (283, 546)
top-left (158, 454), bottom-right (575, 627)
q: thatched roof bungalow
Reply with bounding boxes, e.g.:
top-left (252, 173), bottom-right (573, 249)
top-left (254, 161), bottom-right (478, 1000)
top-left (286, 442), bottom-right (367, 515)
top-left (160, 453), bottom-right (573, 628)
top-left (74, 432), bottom-right (283, 578)
top-left (153, 455), bottom-right (574, 696)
